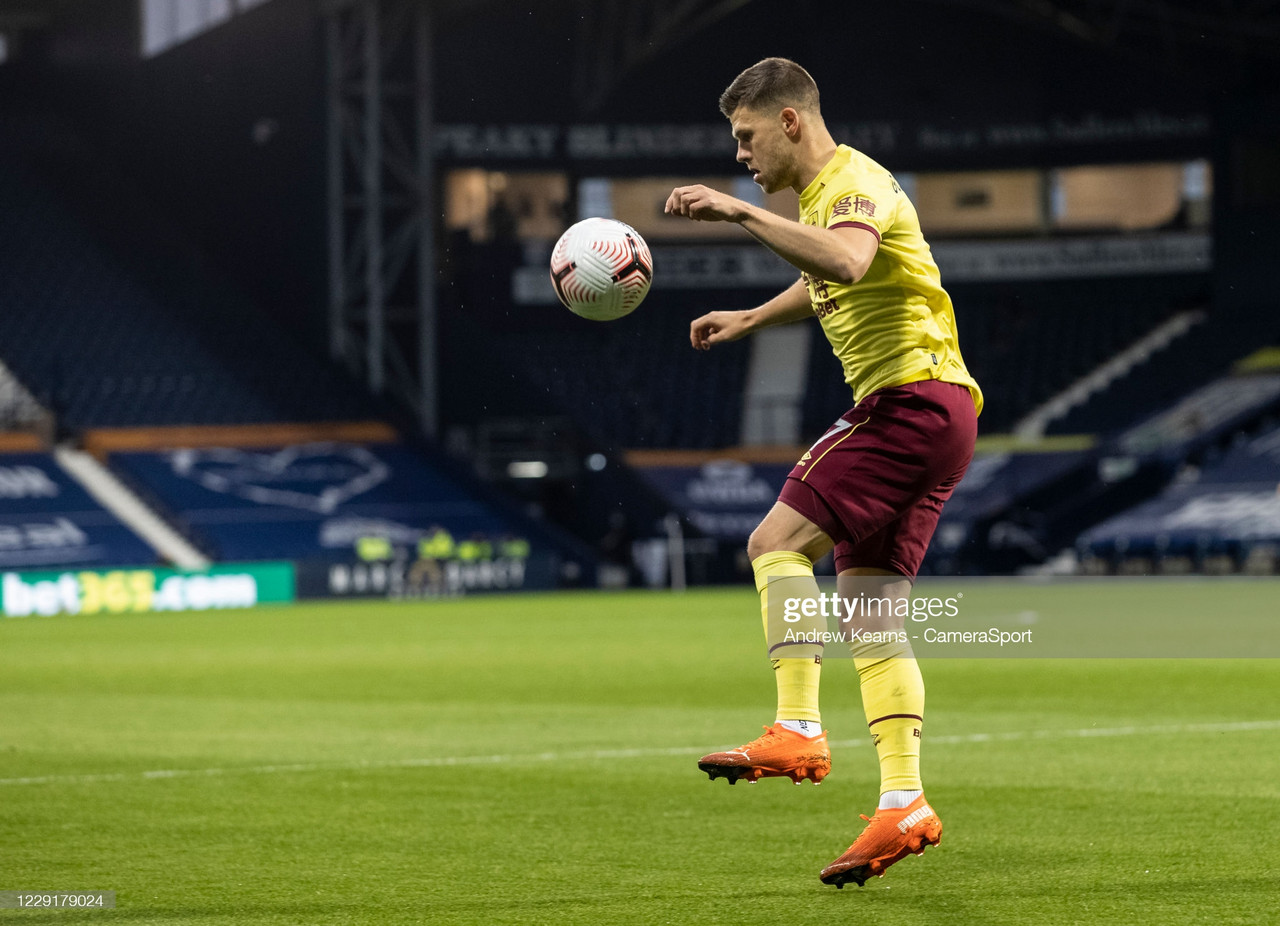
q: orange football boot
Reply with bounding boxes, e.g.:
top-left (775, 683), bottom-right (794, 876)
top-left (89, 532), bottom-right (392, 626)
top-left (697, 723), bottom-right (830, 785)
top-left (820, 793), bottom-right (942, 887)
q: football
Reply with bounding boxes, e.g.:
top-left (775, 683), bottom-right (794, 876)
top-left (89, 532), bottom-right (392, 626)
top-left (549, 217), bottom-right (653, 321)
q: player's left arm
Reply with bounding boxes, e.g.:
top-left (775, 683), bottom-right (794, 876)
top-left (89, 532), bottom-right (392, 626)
top-left (739, 205), bottom-right (878, 285)
top-left (664, 184), bottom-right (877, 285)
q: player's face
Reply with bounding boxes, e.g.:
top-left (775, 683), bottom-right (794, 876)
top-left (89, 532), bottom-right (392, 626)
top-left (730, 107), bottom-right (794, 194)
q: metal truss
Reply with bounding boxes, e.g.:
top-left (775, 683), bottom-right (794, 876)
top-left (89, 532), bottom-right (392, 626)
top-left (323, 0), bottom-right (438, 436)
top-left (319, 0), bottom-right (756, 433)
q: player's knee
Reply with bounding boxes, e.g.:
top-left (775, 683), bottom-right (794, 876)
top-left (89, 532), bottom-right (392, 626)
top-left (746, 523), bottom-right (786, 562)
top-left (746, 527), bottom-right (770, 562)
top-left (748, 516), bottom-right (832, 563)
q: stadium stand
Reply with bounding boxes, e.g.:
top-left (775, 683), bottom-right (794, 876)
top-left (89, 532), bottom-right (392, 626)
top-left (0, 125), bottom-right (603, 587)
top-left (504, 320), bottom-right (749, 449)
top-left (925, 359), bottom-right (1280, 575)
top-left (443, 258), bottom-right (753, 450)
top-left (0, 452), bottom-right (157, 569)
top-left (0, 359), bottom-right (50, 436)
top-left (803, 274), bottom-right (1209, 437)
top-left (1049, 318), bottom-right (1255, 436)
top-left (1080, 421), bottom-right (1280, 571)
top-left (926, 444), bottom-right (1097, 574)
top-left (1111, 368), bottom-right (1280, 459)
top-left (107, 441), bottom-right (527, 564)
top-left (464, 259), bottom-right (1200, 452)
top-left (0, 122), bottom-right (372, 430)
top-left (631, 458), bottom-right (792, 542)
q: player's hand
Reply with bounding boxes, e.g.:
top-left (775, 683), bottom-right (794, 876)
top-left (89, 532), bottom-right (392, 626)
top-left (665, 184), bottom-right (748, 223)
top-left (690, 310), bottom-right (754, 350)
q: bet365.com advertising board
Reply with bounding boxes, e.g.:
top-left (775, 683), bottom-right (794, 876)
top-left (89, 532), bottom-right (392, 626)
top-left (1, 563), bottom-right (296, 617)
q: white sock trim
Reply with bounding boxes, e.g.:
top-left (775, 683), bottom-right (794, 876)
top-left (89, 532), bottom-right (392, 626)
top-left (777, 719), bottom-right (822, 737)
top-left (878, 789), bottom-right (923, 810)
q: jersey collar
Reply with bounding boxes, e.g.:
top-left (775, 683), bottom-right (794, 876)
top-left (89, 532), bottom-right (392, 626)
top-left (799, 145), bottom-right (854, 207)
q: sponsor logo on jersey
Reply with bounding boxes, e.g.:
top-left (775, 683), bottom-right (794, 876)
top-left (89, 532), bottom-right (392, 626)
top-left (831, 195), bottom-right (877, 218)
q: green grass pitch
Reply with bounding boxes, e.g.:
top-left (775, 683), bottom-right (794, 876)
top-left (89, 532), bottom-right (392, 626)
top-left (1, 580), bottom-right (1278, 925)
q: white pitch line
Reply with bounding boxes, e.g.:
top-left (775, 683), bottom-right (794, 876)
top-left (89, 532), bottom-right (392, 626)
top-left (2, 720), bottom-right (1277, 789)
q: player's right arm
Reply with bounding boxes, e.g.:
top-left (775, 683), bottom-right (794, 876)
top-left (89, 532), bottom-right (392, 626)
top-left (690, 277), bottom-right (811, 351)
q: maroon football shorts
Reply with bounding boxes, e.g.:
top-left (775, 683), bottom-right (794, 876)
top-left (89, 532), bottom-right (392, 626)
top-left (777, 379), bottom-right (978, 579)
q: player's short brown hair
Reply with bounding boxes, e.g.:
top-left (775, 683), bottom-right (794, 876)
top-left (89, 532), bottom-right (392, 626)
top-left (718, 57), bottom-right (821, 118)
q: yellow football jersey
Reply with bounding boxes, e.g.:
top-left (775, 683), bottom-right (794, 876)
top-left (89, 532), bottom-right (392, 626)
top-left (799, 145), bottom-right (983, 415)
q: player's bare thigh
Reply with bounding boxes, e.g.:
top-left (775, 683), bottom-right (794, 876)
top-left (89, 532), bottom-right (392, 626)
top-left (749, 504), bottom-right (914, 633)
top-left (747, 501), bottom-right (834, 563)
top-left (838, 568), bottom-right (912, 632)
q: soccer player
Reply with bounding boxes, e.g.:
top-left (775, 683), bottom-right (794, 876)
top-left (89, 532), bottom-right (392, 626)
top-left (664, 58), bottom-right (982, 888)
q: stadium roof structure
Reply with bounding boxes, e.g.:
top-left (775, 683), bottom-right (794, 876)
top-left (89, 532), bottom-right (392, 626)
top-left (569, 0), bottom-right (1280, 115)
top-left (405, 0), bottom-right (1280, 114)
top-left (3, 1), bottom-right (1276, 101)
top-left (946, 0), bottom-right (1280, 61)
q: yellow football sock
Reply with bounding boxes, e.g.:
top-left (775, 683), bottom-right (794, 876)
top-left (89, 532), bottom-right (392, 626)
top-left (751, 550), bottom-right (822, 724)
top-left (854, 644), bottom-right (925, 793)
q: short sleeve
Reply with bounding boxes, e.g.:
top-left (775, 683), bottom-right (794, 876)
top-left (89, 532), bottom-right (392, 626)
top-left (824, 176), bottom-right (894, 242)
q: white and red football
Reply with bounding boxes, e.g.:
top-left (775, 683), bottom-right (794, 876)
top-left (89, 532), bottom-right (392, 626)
top-left (549, 218), bottom-right (653, 321)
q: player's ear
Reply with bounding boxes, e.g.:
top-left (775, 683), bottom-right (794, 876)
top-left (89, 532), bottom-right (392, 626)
top-left (780, 107), bottom-right (802, 139)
